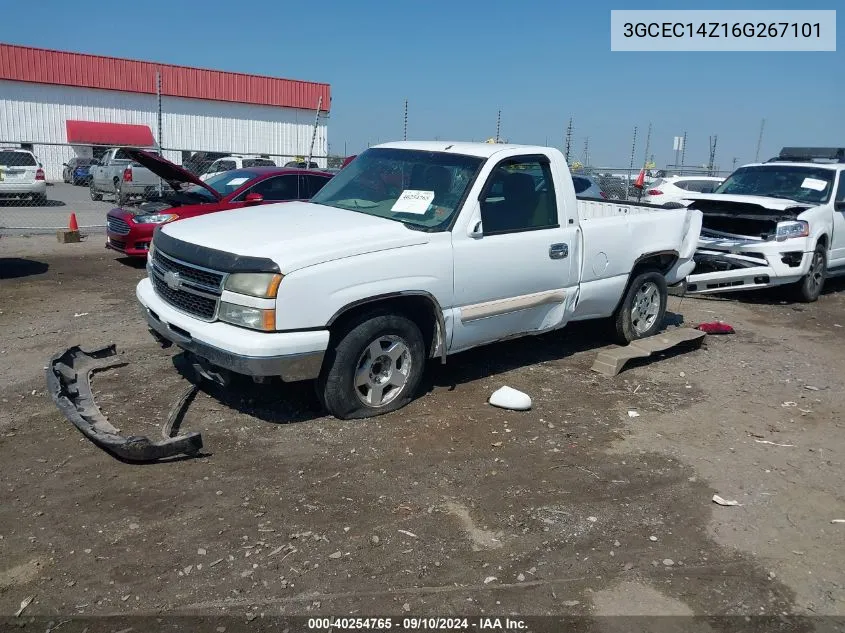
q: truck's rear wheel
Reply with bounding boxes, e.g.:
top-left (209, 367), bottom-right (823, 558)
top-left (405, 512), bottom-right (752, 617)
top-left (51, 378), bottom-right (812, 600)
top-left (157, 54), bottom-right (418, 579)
top-left (116, 182), bottom-right (128, 207)
top-left (612, 270), bottom-right (668, 344)
top-left (317, 312), bottom-right (425, 420)
top-left (791, 243), bottom-right (826, 303)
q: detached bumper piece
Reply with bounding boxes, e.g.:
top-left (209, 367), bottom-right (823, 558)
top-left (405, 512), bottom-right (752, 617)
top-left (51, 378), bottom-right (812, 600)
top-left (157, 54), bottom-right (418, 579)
top-left (46, 344), bottom-right (203, 462)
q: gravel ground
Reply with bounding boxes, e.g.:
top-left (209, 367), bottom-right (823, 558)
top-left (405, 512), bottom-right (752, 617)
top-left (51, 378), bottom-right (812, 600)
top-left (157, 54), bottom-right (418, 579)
top-left (1, 234), bottom-right (844, 629)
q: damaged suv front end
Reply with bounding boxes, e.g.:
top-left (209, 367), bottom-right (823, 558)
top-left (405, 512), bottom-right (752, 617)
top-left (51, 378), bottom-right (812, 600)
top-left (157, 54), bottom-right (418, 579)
top-left (683, 161), bottom-right (840, 300)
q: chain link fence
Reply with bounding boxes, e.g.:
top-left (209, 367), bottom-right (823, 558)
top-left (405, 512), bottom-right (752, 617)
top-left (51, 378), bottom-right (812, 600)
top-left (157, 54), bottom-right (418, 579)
top-left (0, 140), bottom-right (342, 235)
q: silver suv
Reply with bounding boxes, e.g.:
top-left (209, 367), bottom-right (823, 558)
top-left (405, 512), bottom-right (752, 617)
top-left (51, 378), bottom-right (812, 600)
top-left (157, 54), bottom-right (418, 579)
top-left (0, 149), bottom-right (47, 205)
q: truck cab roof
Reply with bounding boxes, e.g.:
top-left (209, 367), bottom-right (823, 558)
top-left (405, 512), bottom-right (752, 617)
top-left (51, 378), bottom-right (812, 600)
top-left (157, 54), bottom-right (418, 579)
top-left (373, 140), bottom-right (558, 159)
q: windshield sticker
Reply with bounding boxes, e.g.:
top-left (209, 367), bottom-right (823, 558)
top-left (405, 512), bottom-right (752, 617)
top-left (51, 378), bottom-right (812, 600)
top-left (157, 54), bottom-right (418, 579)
top-left (800, 177), bottom-right (827, 192)
top-left (226, 177), bottom-right (249, 186)
top-left (391, 190), bottom-right (435, 214)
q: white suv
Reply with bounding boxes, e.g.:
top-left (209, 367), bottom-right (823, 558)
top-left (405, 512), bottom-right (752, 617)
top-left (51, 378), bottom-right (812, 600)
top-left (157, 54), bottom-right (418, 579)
top-left (0, 149), bottom-right (47, 204)
top-left (642, 176), bottom-right (724, 207)
top-left (198, 156), bottom-right (277, 181)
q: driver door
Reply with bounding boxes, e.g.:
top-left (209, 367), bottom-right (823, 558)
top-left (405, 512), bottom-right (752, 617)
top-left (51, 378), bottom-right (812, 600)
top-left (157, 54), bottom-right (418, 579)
top-left (831, 173), bottom-right (845, 266)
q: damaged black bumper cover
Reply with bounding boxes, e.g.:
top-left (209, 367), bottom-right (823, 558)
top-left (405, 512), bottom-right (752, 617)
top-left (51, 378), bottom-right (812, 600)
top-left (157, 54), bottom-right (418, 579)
top-left (46, 344), bottom-right (203, 462)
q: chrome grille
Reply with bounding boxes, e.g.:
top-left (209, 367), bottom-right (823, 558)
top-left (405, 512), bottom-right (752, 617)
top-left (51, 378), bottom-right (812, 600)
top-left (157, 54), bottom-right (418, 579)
top-left (153, 250), bottom-right (224, 290)
top-left (151, 274), bottom-right (217, 320)
top-left (148, 249), bottom-right (224, 321)
top-left (107, 216), bottom-right (130, 235)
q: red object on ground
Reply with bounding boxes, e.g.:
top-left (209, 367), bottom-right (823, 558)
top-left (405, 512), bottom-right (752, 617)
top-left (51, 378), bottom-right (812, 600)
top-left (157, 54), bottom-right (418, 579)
top-left (634, 169), bottom-right (645, 189)
top-left (66, 120), bottom-right (156, 147)
top-left (105, 150), bottom-right (334, 258)
top-left (68, 212), bottom-right (79, 231)
top-left (695, 321), bottom-right (735, 334)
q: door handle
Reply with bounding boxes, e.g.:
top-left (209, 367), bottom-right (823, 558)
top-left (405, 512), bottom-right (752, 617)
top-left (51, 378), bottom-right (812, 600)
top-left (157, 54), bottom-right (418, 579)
top-left (549, 243), bottom-right (568, 259)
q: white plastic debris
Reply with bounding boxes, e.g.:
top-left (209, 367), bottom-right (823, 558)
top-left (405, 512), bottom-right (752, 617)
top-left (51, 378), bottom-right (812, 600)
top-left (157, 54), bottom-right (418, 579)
top-left (831, 520), bottom-right (845, 524)
top-left (754, 440), bottom-right (794, 447)
top-left (627, 410), bottom-right (640, 418)
top-left (73, 312), bottom-right (89, 318)
top-left (488, 386), bottom-right (532, 411)
top-left (781, 402), bottom-right (798, 408)
top-left (398, 529), bottom-right (418, 539)
top-left (483, 576), bottom-right (497, 584)
top-left (712, 494), bottom-right (740, 506)
top-left (15, 596), bottom-right (33, 617)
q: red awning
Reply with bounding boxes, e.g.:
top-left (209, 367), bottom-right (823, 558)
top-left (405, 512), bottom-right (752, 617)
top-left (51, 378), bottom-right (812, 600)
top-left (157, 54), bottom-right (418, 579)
top-left (65, 120), bottom-right (156, 147)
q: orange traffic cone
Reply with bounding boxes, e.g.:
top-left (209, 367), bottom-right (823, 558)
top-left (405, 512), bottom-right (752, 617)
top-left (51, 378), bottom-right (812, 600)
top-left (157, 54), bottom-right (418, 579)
top-left (58, 212), bottom-right (81, 243)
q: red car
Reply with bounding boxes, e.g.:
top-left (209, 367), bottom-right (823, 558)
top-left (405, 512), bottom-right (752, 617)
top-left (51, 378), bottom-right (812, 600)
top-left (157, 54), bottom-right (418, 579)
top-left (106, 149), bottom-right (334, 258)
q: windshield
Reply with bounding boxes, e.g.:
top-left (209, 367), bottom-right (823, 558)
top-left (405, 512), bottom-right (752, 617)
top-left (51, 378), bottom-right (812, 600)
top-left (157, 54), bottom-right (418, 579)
top-left (183, 169), bottom-right (258, 199)
top-left (309, 148), bottom-right (484, 230)
top-left (715, 165), bottom-right (835, 204)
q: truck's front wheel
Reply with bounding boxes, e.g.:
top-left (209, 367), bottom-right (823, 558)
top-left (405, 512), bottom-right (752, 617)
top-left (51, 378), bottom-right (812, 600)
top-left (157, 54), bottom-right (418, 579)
top-left (791, 243), bottom-right (826, 303)
top-left (613, 270), bottom-right (668, 344)
top-left (318, 312), bottom-right (426, 420)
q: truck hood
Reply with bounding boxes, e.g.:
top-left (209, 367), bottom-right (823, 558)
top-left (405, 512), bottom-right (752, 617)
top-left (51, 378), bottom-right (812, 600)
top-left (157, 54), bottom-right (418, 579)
top-left (683, 193), bottom-right (813, 219)
top-left (158, 201), bottom-right (431, 273)
top-left (125, 149), bottom-right (221, 200)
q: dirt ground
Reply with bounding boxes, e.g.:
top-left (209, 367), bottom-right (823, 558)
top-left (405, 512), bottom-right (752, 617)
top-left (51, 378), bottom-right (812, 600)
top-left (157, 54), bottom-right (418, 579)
top-left (1, 234), bottom-right (844, 629)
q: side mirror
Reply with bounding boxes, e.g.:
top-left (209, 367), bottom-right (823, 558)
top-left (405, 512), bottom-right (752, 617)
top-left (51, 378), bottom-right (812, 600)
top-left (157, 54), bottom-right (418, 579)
top-left (468, 219), bottom-right (483, 238)
top-left (244, 192), bottom-right (264, 205)
top-left (835, 201), bottom-right (845, 212)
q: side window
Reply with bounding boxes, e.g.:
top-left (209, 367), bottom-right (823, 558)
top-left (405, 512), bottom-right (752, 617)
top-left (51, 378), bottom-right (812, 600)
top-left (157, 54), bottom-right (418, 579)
top-left (113, 148), bottom-right (131, 161)
top-left (304, 174), bottom-right (331, 198)
top-left (480, 157), bottom-right (559, 235)
top-left (572, 177), bottom-right (591, 194)
top-left (835, 172), bottom-right (845, 203)
top-left (219, 160), bottom-right (236, 172)
top-left (247, 175), bottom-right (299, 201)
top-left (673, 180), bottom-right (692, 191)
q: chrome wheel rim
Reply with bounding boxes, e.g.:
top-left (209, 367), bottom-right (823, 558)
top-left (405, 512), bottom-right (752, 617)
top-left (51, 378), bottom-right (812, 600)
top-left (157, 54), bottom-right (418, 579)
top-left (354, 335), bottom-right (412, 407)
top-left (631, 281), bottom-right (661, 335)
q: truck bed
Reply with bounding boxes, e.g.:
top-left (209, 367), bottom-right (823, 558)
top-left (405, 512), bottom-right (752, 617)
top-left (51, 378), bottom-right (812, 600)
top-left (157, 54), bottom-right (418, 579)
top-left (576, 198), bottom-right (670, 220)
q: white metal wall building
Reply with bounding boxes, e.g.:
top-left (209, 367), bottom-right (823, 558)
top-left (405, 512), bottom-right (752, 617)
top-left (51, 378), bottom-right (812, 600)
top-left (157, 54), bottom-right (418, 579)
top-left (0, 43), bottom-right (331, 180)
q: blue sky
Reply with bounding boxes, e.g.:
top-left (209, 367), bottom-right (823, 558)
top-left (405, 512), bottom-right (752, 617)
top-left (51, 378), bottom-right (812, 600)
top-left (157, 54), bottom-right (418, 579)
top-left (1, 0), bottom-right (842, 168)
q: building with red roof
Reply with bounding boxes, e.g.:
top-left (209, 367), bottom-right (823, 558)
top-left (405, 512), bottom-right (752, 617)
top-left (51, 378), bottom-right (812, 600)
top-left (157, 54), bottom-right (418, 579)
top-left (0, 43), bottom-right (331, 179)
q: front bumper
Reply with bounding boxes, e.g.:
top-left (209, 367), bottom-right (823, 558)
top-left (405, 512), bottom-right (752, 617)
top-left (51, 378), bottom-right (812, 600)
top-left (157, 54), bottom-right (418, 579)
top-left (137, 277), bottom-right (329, 381)
top-left (107, 221), bottom-right (155, 257)
top-left (46, 344), bottom-right (203, 462)
top-left (687, 242), bottom-right (813, 294)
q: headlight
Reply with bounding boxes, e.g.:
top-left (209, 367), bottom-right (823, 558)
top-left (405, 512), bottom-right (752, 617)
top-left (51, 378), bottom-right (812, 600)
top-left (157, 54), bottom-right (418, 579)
top-left (218, 301), bottom-right (276, 331)
top-left (223, 272), bottom-right (283, 298)
top-left (775, 220), bottom-right (809, 242)
top-left (134, 213), bottom-right (177, 224)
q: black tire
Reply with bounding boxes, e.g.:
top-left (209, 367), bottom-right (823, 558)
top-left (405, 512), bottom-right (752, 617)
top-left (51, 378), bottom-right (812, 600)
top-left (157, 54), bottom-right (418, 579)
top-left (612, 269), bottom-right (668, 344)
top-left (116, 181), bottom-right (128, 207)
top-left (89, 180), bottom-right (102, 201)
top-left (317, 311), bottom-right (426, 420)
top-left (791, 243), bottom-right (826, 303)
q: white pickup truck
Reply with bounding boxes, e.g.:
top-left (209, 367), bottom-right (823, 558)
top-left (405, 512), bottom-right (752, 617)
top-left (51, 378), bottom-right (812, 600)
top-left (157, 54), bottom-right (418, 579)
top-left (685, 147), bottom-right (845, 302)
top-left (90, 147), bottom-right (170, 205)
top-left (136, 141), bottom-right (702, 419)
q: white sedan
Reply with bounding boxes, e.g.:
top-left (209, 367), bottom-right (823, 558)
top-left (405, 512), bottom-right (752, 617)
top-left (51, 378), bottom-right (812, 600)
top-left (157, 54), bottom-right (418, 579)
top-left (642, 176), bottom-right (724, 207)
